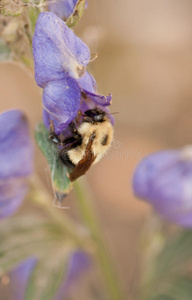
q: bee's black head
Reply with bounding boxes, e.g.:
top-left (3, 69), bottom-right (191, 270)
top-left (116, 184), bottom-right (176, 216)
top-left (83, 109), bottom-right (106, 123)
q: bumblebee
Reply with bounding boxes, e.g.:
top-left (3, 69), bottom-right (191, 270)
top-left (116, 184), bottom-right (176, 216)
top-left (49, 108), bottom-right (113, 181)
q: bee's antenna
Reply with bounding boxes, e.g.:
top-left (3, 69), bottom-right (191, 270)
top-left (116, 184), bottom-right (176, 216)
top-left (89, 52), bottom-right (98, 63)
top-left (83, 52), bottom-right (98, 64)
top-left (107, 112), bottom-right (119, 115)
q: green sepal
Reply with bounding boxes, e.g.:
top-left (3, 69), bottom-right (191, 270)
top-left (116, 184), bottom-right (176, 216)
top-left (0, 38), bottom-right (11, 61)
top-left (27, 6), bottom-right (40, 34)
top-left (35, 122), bottom-right (73, 196)
top-left (66, 0), bottom-right (86, 28)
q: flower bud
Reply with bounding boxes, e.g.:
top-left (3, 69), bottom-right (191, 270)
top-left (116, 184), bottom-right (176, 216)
top-left (133, 147), bottom-right (192, 227)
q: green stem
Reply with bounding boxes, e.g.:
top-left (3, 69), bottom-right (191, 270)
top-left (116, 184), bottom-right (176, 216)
top-left (74, 178), bottom-right (125, 300)
top-left (29, 177), bottom-right (89, 247)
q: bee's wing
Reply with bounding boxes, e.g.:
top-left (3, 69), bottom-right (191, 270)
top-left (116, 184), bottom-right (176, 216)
top-left (69, 134), bottom-right (96, 181)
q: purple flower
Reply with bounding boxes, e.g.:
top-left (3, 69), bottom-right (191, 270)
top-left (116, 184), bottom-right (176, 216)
top-left (54, 250), bottom-right (91, 299)
top-left (133, 148), bottom-right (192, 227)
top-left (33, 12), bottom-right (112, 135)
top-left (10, 258), bottom-right (37, 300)
top-left (47, 0), bottom-right (78, 20)
top-left (0, 110), bottom-right (33, 218)
top-left (9, 251), bottom-right (90, 300)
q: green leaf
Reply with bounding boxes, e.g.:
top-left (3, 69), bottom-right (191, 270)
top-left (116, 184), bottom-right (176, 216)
top-left (0, 214), bottom-right (78, 300)
top-left (35, 122), bottom-right (73, 196)
top-left (149, 295), bottom-right (175, 300)
top-left (0, 215), bottom-right (65, 275)
top-left (142, 230), bottom-right (192, 300)
top-left (0, 38), bottom-right (11, 61)
top-left (149, 277), bottom-right (192, 300)
top-left (25, 246), bottom-right (71, 300)
top-left (27, 7), bottom-right (40, 34)
top-left (66, 0), bottom-right (86, 28)
top-left (167, 277), bottom-right (192, 300)
top-left (151, 231), bottom-right (192, 282)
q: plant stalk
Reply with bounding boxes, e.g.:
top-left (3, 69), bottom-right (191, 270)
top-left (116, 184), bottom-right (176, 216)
top-left (74, 178), bottom-right (125, 300)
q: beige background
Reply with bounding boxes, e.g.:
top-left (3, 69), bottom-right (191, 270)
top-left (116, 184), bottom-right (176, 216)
top-left (1, 0), bottom-right (192, 299)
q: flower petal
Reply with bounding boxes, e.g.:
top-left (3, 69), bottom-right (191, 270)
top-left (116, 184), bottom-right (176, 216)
top-left (78, 72), bottom-right (112, 106)
top-left (33, 12), bottom-right (90, 87)
top-left (82, 90), bottom-right (112, 106)
top-left (42, 77), bottom-right (81, 134)
top-left (65, 250), bottom-right (91, 282)
top-left (0, 110), bottom-right (33, 180)
top-left (0, 179), bottom-right (27, 219)
top-left (10, 258), bottom-right (37, 300)
top-left (78, 71), bottom-right (97, 93)
top-left (47, 0), bottom-right (78, 21)
top-left (133, 150), bottom-right (192, 227)
top-left (133, 150), bottom-right (180, 204)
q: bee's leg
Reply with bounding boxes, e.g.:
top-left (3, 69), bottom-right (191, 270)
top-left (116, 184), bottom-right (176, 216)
top-left (59, 149), bottom-right (75, 169)
top-left (76, 110), bottom-right (83, 126)
top-left (61, 136), bottom-right (79, 146)
top-left (68, 121), bottom-right (78, 134)
top-left (49, 120), bottom-right (62, 145)
top-left (59, 140), bottom-right (82, 169)
top-left (68, 122), bottom-right (82, 140)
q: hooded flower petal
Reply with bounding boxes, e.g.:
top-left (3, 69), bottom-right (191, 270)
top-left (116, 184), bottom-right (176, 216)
top-left (47, 0), bottom-right (78, 21)
top-left (78, 71), bottom-right (97, 93)
top-left (0, 110), bottom-right (33, 218)
top-left (33, 12), bottom-right (90, 87)
top-left (10, 258), bottom-right (37, 300)
top-left (82, 89), bottom-right (112, 106)
top-left (42, 78), bottom-right (113, 135)
top-left (33, 11), bottom-right (113, 144)
top-left (54, 250), bottom-right (91, 300)
top-left (42, 77), bottom-right (81, 133)
top-left (78, 71), bottom-right (112, 105)
top-left (133, 148), bottom-right (192, 227)
top-left (0, 110), bottom-right (33, 179)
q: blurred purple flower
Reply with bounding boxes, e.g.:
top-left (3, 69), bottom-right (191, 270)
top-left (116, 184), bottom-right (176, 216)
top-left (0, 110), bottom-right (33, 219)
top-left (55, 250), bottom-right (91, 299)
top-left (47, 0), bottom-right (78, 20)
top-left (10, 258), bottom-right (37, 300)
top-left (9, 251), bottom-right (90, 300)
top-left (33, 12), bottom-right (112, 135)
top-left (133, 148), bottom-right (192, 227)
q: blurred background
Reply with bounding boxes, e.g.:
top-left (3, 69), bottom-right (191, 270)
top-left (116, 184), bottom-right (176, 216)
top-left (1, 0), bottom-right (192, 298)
